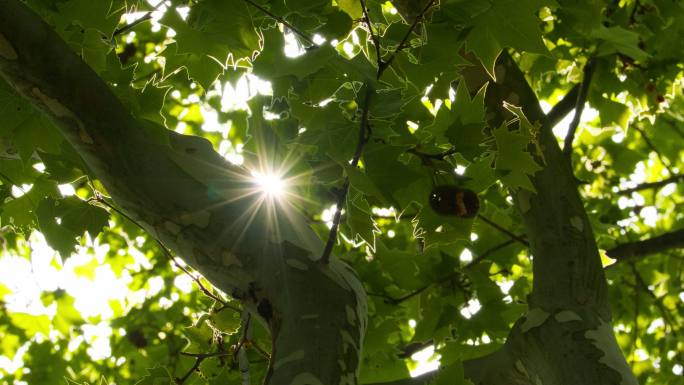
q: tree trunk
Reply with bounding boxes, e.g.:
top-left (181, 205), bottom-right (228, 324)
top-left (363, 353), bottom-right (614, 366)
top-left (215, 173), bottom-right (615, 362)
top-left (0, 0), bottom-right (639, 384)
top-left (454, 53), bottom-right (638, 385)
top-left (0, 1), bottom-right (366, 384)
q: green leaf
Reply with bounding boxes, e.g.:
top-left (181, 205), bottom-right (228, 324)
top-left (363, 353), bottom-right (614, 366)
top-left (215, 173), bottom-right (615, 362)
top-left (461, 0), bottom-right (550, 77)
top-left (58, 197), bottom-right (110, 236)
top-left (317, 10), bottom-right (353, 40)
top-left (374, 240), bottom-right (423, 290)
top-left (428, 80), bottom-right (487, 160)
top-left (363, 143), bottom-right (428, 208)
top-left (208, 309), bottom-right (241, 335)
top-left (23, 341), bottom-right (69, 385)
top-left (429, 361), bottom-right (469, 385)
top-left (36, 196), bottom-right (109, 258)
top-left (591, 26), bottom-right (649, 62)
top-left (160, 0), bottom-right (260, 87)
top-left (336, 0), bottom-right (363, 19)
top-left (10, 313), bottom-right (50, 338)
top-left (13, 115), bottom-right (64, 162)
top-left (346, 193), bottom-right (378, 247)
top-left (590, 94), bottom-right (631, 129)
top-left (56, 0), bottom-right (124, 35)
top-left (345, 165), bottom-right (385, 201)
top-left (53, 293), bottom-right (85, 334)
top-left (182, 315), bottom-right (215, 353)
top-left (359, 351), bottom-right (410, 383)
top-left (254, 29), bottom-right (338, 80)
top-left (135, 366), bottom-right (174, 385)
top-left (488, 105), bottom-right (543, 191)
top-left (0, 283), bottom-right (10, 300)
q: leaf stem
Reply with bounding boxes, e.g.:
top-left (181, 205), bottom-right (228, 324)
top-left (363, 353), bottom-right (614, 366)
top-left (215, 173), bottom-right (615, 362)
top-left (320, 84), bottom-right (374, 264)
top-left (90, 192), bottom-right (231, 307)
top-left (379, 0), bottom-right (438, 76)
top-left (360, 0), bottom-right (383, 70)
top-left (240, 0), bottom-right (314, 46)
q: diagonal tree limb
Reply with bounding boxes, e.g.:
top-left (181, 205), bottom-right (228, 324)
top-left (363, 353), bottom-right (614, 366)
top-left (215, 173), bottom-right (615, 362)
top-left (563, 59), bottom-right (596, 157)
top-left (546, 84), bottom-right (579, 128)
top-left (0, 2), bottom-right (366, 383)
top-left (607, 228), bottom-right (684, 262)
top-left (360, 0), bottom-right (382, 68)
top-left (616, 174), bottom-right (684, 195)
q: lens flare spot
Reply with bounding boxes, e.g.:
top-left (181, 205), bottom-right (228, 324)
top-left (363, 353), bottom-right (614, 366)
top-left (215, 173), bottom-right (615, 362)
top-left (251, 171), bottom-right (285, 198)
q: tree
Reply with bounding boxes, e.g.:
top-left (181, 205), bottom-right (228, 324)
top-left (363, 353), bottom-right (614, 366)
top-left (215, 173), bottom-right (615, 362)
top-left (0, 0), bottom-right (682, 384)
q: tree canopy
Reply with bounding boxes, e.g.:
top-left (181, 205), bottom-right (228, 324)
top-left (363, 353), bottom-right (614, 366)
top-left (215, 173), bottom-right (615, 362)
top-left (0, 0), bottom-right (683, 384)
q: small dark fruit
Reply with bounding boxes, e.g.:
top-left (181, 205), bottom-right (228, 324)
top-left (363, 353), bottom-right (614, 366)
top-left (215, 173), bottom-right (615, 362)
top-left (429, 186), bottom-right (480, 218)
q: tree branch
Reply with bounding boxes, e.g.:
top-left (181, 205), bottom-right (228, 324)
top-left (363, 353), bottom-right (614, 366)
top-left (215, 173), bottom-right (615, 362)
top-left (607, 228), bottom-right (684, 262)
top-left (370, 237), bottom-right (521, 306)
top-left (460, 50), bottom-right (610, 314)
top-left (632, 125), bottom-right (675, 176)
top-left (477, 215), bottom-right (529, 246)
top-left (407, 146), bottom-right (458, 161)
top-left (379, 0), bottom-right (438, 76)
top-left (546, 84), bottom-right (579, 128)
top-left (631, 263), bottom-right (680, 337)
top-left (360, 0), bottom-right (382, 69)
top-left (616, 174), bottom-right (684, 195)
top-left (321, 84), bottom-right (373, 264)
top-left (1, 2), bottom-right (367, 382)
top-left (563, 59), bottom-right (595, 157)
top-left (113, 1), bottom-right (165, 37)
top-left (465, 238), bottom-right (518, 269)
top-left (241, 0), bottom-right (314, 46)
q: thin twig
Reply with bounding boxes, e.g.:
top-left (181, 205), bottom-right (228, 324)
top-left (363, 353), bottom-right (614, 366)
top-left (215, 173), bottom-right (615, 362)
top-left (631, 263), bottom-right (680, 337)
top-left (320, 84), bottom-right (374, 264)
top-left (563, 59), bottom-right (595, 157)
top-left (368, 282), bottom-right (431, 306)
top-left (370, 238), bottom-right (522, 306)
top-left (89, 193), bottom-right (229, 306)
top-left (241, 0), bottom-right (314, 46)
top-left (379, 0), bottom-right (438, 76)
top-left (214, 302), bottom-right (242, 314)
top-left (360, 0), bottom-right (383, 69)
top-left (477, 215), bottom-right (529, 246)
top-left (180, 351), bottom-right (232, 359)
top-left (175, 354), bottom-right (205, 384)
top-left (250, 341), bottom-right (271, 359)
top-left (0, 170), bottom-right (18, 186)
top-left (465, 238), bottom-right (518, 269)
top-left (633, 125), bottom-right (676, 176)
top-left (158, 240), bottom-right (228, 306)
top-left (113, 1), bottom-right (165, 37)
top-left (236, 311), bottom-right (252, 385)
top-left (407, 146), bottom-right (458, 161)
top-left (630, 276), bottom-right (640, 365)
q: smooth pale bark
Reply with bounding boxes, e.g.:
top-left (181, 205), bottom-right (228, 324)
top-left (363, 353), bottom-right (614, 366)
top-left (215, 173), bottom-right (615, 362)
top-left (453, 53), bottom-right (638, 384)
top-left (372, 52), bottom-right (639, 385)
top-left (0, 1), bottom-right (366, 384)
top-left (0, 0), bottom-right (639, 383)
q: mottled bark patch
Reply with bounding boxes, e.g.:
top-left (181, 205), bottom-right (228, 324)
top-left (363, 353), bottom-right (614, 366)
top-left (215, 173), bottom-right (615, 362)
top-left (0, 34), bottom-right (17, 60)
